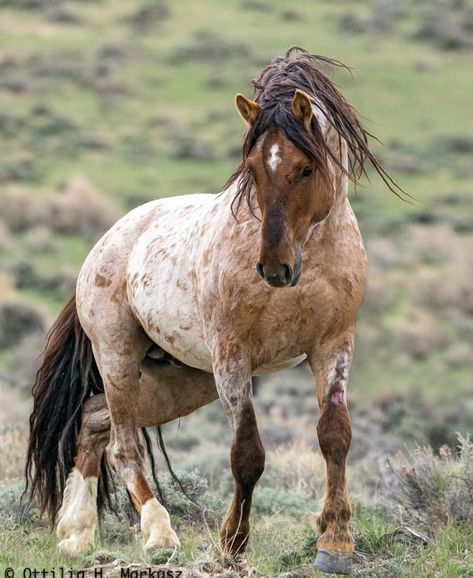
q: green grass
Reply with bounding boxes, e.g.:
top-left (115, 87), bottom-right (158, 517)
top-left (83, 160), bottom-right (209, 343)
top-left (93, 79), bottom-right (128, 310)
top-left (0, 502), bottom-right (471, 577)
top-left (1, 0), bottom-right (471, 204)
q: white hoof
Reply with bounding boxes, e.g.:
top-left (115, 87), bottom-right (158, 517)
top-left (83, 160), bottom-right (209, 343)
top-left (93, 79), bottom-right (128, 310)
top-left (56, 468), bottom-right (98, 557)
top-left (57, 526), bottom-right (95, 557)
top-left (141, 498), bottom-right (180, 553)
top-left (144, 526), bottom-right (180, 553)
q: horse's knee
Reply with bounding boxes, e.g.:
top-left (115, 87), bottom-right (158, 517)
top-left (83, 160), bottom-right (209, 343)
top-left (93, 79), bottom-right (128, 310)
top-left (231, 401), bottom-right (265, 489)
top-left (232, 448), bottom-right (265, 492)
top-left (317, 403), bottom-right (351, 462)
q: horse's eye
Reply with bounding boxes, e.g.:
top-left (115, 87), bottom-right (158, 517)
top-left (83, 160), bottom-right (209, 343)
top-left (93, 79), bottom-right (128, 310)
top-left (302, 166), bottom-right (313, 177)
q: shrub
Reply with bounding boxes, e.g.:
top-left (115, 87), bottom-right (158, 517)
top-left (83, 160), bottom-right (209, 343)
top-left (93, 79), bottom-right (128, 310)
top-left (277, 526), bottom-right (317, 570)
top-left (46, 176), bottom-right (119, 237)
top-left (338, 13), bottom-right (367, 34)
top-left (0, 480), bottom-right (38, 525)
top-left (260, 424), bottom-right (294, 447)
top-left (158, 470), bottom-right (224, 524)
top-left (100, 469), bottom-right (223, 544)
top-left (436, 134), bottom-right (473, 154)
top-left (280, 8), bottom-right (301, 22)
top-left (0, 271), bottom-right (15, 300)
top-left (23, 225), bottom-right (59, 253)
top-left (171, 132), bottom-right (215, 161)
top-left (391, 309), bottom-right (449, 360)
top-left (127, 2), bottom-right (170, 32)
top-left (45, 6), bottom-right (84, 24)
top-left (0, 0), bottom-right (66, 9)
top-left (252, 485), bottom-right (318, 517)
top-left (0, 425), bottom-right (29, 482)
top-left (0, 332), bottom-right (45, 393)
top-left (176, 445), bottom-right (229, 491)
top-left (0, 190), bottom-right (45, 232)
top-left (385, 434), bottom-right (473, 534)
top-left (0, 109), bottom-right (27, 137)
top-left (412, 6), bottom-right (472, 50)
top-left (99, 481), bottom-right (140, 544)
top-left (0, 300), bottom-right (46, 349)
top-left (370, 0), bottom-right (406, 32)
top-left (265, 440), bottom-right (326, 497)
top-left (362, 264), bottom-right (397, 317)
top-left (240, 0), bottom-right (271, 12)
top-left (0, 220), bottom-right (10, 250)
top-left (170, 31), bottom-right (251, 64)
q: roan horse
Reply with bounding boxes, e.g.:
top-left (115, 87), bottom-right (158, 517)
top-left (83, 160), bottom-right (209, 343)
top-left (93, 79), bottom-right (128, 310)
top-left (25, 48), bottom-right (405, 575)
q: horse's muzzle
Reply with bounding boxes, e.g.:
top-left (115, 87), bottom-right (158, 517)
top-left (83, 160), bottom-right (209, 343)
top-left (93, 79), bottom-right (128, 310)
top-left (256, 261), bottom-right (301, 288)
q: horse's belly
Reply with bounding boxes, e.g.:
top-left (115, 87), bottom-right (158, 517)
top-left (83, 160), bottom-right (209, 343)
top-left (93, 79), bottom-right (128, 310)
top-left (254, 353), bottom-right (307, 375)
top-left (129, 280), bottom-right (213, 372)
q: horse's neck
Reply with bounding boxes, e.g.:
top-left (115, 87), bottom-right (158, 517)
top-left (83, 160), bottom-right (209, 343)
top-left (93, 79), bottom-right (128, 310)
top-left (324, 136), bottom-right (351, 223)
top-left (314, 135), bottom-right (363, 254)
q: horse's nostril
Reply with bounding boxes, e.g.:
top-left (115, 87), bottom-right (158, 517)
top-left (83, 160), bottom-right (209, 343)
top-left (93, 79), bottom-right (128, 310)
top-left (256, 261), bottom-right (265, 279)
top-left (281, 263), bottom-right (293, 284)
top-left (257, 261), bottom-right (293, 286)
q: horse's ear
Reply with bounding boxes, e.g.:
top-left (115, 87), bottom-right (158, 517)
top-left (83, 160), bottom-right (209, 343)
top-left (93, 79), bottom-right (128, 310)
top-left (292, 89), bottom-right (313, 128)
top-left (235, 93), bottom-right (261, 126)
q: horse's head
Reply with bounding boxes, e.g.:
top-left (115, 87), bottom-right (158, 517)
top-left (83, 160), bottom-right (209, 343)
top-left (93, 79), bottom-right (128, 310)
top-left (229, 48), bottom-right (409, 289)
top-left (235, 90), bottom-right (335, 288)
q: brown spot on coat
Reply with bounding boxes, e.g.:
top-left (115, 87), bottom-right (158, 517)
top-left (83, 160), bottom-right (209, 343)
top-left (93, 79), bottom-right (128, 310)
top-left (95, 274), bottom-right (112, 288)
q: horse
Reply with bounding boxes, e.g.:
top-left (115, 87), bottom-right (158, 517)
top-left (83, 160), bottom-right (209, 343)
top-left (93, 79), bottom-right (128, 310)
top-left (25, 47), bottom-right (405, 575)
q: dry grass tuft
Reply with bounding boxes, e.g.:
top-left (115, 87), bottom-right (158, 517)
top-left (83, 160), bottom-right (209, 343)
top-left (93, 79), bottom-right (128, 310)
top-left (0, 381), bottom-right (30, 481)
top-left (47, 176), bottom-right (119, 237)
top-left (385, 434), bottom-right (473, 534)
top-left (266, 439), bottom-right (326, 497)
top-left (0, 271), bottom-right (16, 301)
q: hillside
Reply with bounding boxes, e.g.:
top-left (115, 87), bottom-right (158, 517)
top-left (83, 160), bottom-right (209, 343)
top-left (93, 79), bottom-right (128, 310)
top-left (0, 0), bottom-right (472, 576)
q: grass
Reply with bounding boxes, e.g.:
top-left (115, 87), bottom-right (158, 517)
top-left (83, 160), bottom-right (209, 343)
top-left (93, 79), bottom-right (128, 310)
top-left (1, 439), bottom-right (472, 576)
top-left (0, 0), bottom-right (471, 204)
top-left (0, 500), bottom-right (471, 577)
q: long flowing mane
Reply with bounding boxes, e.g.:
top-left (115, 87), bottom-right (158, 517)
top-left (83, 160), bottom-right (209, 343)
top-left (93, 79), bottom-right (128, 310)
top-left (227, 46), bottom-right (409, 215)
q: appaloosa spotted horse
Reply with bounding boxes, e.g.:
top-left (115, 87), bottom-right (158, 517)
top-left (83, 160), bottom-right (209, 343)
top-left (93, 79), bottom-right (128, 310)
top-left (26, 47), bottom-right (406, 575)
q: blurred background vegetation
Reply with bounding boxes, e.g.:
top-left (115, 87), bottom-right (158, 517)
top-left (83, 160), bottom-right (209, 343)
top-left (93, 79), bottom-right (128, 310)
top-left (0, 0), bottom-right (472, 575)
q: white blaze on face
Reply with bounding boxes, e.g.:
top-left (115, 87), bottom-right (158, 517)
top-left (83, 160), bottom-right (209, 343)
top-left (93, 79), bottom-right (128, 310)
top-left (267, 144), bottom-right (281, 173)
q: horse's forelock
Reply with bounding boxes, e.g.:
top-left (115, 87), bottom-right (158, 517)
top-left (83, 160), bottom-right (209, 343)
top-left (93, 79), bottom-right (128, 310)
top-left (227, 47), bottom-right (411, 215)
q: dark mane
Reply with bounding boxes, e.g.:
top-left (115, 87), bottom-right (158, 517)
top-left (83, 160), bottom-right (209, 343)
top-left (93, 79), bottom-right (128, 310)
top-left (227, 46), bottom-right (410, 215)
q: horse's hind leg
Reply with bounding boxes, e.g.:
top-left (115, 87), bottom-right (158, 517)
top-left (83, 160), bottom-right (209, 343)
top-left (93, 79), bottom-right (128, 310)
top-left (89, 319), bottom-right (185, 555)
top-left (57, 395), bottom-right (110, 556)
top-left (56, 361), bottom-right (217, 557)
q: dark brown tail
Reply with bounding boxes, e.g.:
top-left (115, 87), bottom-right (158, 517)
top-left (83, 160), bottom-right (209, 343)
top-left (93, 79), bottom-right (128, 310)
top-left (24, 295), bottom-right (105, 524)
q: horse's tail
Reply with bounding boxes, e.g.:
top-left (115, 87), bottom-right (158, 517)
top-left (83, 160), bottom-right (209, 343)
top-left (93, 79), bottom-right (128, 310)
top-left (24, 294), bottom-right (104, 524)
top-left (24, 294), bottom-right (192, 524)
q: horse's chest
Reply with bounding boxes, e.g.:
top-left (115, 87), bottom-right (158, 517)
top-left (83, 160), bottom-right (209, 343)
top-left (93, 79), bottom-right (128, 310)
top-left (202, 265), bottom-right (335, 371)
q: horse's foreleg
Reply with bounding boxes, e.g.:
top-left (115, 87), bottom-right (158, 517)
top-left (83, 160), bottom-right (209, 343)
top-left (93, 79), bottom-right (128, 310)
top-left (213, 347), bottom-right (265, 557)
top-left (57, 395), bottom-right (110, 556)
top-left (308, 332), bottom-right (355, 576)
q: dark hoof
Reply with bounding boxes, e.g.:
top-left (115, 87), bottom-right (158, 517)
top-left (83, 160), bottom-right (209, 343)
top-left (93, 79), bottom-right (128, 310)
top-left (314, 550), bottom-right (352, 575)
